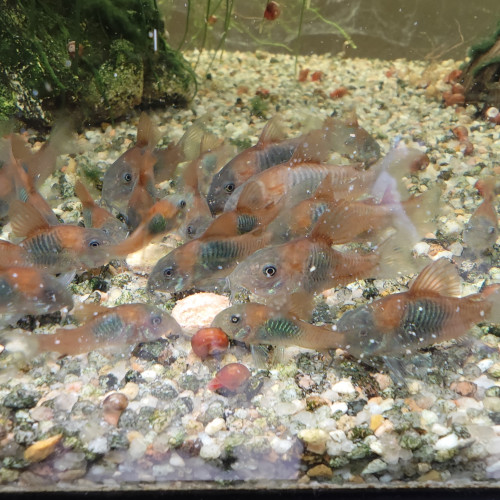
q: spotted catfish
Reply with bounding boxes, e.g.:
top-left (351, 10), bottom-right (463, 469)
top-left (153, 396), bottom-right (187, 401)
top-left (9, 201), bottom-right (112, 273)
top-left (147, 228), bottom-right (272, 294)
top-left (0, 267), bottom-right (73, 326)
top-left (15, 303), bottom-right (182, 356)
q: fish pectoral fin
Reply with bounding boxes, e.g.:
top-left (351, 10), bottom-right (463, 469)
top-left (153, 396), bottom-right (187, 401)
top-left (9, 200), bottom-right (51, 237)
top-left (381, 356), bottom-right (409, 388)
top-left (250, 344), bottom-right (273, 368)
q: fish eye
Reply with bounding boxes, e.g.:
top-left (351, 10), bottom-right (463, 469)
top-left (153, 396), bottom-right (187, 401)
top-left (186, 225), bottom-right (194, 236)
top-left (89, 239), bottom-right (100, 248)
top-left (163, 267), bottom-right (174, 278)
top-left (123, 172), bottom-right (133, 183)
top-left (230, 314), bottom-right (240, 324)
top-left (151, 315), bottom-right (162, 326)
top-left (178, 199), bottom-right (187, 209)
top-left (224, 182), bottom-right (235, 193)
top-left (44, 289), bottom-right (57, 302)
top-left (359, 330), bottom-right (368, 337)
top-left (263, 265), bottom-right (277, 278)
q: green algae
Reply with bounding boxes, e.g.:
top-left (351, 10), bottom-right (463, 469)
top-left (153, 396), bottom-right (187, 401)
top-left (0, 0), bottom-right (196, 126)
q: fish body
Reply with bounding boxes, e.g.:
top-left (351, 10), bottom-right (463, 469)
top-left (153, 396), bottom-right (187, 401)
top-left (10, 201), bottom-right (112, 273)
top-left (148, 230), bottom-right (272, 293)
top-left (228, 235), bottom-right (412, 302)
top-left (212, 302), bottom-right (340, 351)
top-left (74, 180), bottom-right (128, 242)
top-left (206, 115), bottom-right (298, 215)
top-left (35, 303), bottom-right (182, 356)
top-left (336, 259), bottom-right (500, 359)
top-left (0, 240), bottom-right (31, 268)
top-left (463, 177), bottom-right (499, 256)
top-left (102, 198), bottom-right (185, 258)
top-left (0, 267), bottom-right (73, 326)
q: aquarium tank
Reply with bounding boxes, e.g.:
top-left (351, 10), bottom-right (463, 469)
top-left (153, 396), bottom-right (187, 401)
top-left (0, 0), bottom-right (499, 497)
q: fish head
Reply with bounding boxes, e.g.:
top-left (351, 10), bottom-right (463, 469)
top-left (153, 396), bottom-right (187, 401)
top-left (147, 250), bottom-right (193, 293)
top-left (336, 305), bottom-right (385, 358)
top-left (138, 304), bottom-right (183, 341)
top-left (78, 228), bottom-right (114, 268)
top-left (228, 245), bottom-right (292, 298)
top-left (101, 150), bottom-right (142, 210)
top-left (211, 304), bottom-right (254, 342)
top-left (206, 165), bottom-right (238, 215)
top-left (34, 273), bottom-right (74, 313)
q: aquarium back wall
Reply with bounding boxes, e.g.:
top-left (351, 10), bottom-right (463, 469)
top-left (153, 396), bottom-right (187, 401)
top-left (161, 0), bottom-right (499, 60)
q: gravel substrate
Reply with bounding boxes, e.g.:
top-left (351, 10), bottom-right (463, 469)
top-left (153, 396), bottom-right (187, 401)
top-left (0, 49), bottom-right (499, 491)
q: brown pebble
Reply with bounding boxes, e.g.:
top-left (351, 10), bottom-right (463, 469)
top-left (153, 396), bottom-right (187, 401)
top-left (191, 327), bottom-right (229, 360)
top-left (103, 392), bottom-right (129, 426)
top-left (307, 464), bottom-right (333, 479)
top-left (306, 396), bottom-right (328, 411)
top-left (450, 381), bottom-right (477, 398)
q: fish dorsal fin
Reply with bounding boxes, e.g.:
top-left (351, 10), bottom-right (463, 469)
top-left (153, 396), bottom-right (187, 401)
top-left (72, 302), bottom-right (108, 322)
top-left (341, 109), bottom-right (359, 128)
top-left (136, 112), bottom-right (159, 148)
top-left (181, 158), bottom-right (200, 194)
top-left (475, 176), bottom-right (496, 201)
top-left (408, 259), bottom-right (462, 298)
top-left (180, 122), bottom-right (206, 162)
top-left (256, 114), bottom-right (286, 147)
top-left (201, 213), bottom-right (237, 239)
top-left (235, 180), bottom-right (268, 211)
top-left (74, 179), bottom-right (96, 207)
top-left (288, 118), bottom-right (334, 165)
top-left (200, 132), bottom-right (223, 155)
top-left (309, 200), bottom-right (352, 246)
top-left (313, 172), bottom-right (336, 201)
top-left (9, 134), bottom-right (31, 162)
top-left (9, 200), bottom-right (50, 237)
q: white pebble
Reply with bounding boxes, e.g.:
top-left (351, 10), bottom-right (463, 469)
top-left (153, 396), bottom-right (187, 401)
top-left (169, 453), bottom-right (185, 467)
top-left (331, 380), bottom-right (356, 395)
top-left (271, 437), bottom-right (293, 454)
top-left (330, 402), bottom-right (348, 414)
top-left (128, 436), bottom-right (148, 459)
top-left (431, 423), bottom-right (450, 437)
top-left (434, 433), bottom-right (458, 451)
top-left (141, 369), bottom-right (158, 382)
top-left (200, 442), bottom-right (222, 459)
top-left (478, 359), bottom-right (494, 372)
top-left (413, 242), bottom-right (430, 255)
top-left (420, 410), bottom-right (439, 427)
top-left (205, 417), bottom-right (226, 436)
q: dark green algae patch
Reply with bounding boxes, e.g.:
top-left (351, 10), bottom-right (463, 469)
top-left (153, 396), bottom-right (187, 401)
top-left (0, 0), bottom-right (196, 127)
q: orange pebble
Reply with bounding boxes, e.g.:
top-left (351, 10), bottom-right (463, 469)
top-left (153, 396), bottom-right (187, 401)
top-left (452, 125), bottom-right (468, 141)
top-left (443, 91), bottom-right (465, 107)
top-left (298, 68), bottom-right (310, 82)
top-left (444, 69), bottom-right (462, 84)
top-left (329, 87), bottom-right (349, 99)
top-left (311, 71), bottom-right (324, 82)
top-left (208, 363), bottom-right (251, 393)
top-left (191, 327), bottom-right (229, 360)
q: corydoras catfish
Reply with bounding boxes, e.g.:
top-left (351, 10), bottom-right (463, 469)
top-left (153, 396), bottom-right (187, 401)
top-left (7, 303), bottom-right (182, 357)
top-left (74, 180), bottom-right (128, 242)
top-left (463, 176), bottom-right (499, 258)
top-left (9, 201), bottom-right (112, 273)
top-left (0, 266), bottom-right (73, 326)
top-left (215, 260), bottom-right (500, 360)
top-left (223, 142), bottom-right (428, 214)
top-left (147, 228), bottom-right (272, 293)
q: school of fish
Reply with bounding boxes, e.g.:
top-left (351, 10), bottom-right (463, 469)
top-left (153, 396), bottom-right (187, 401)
top-left (0, 111), bottom-right (498, 387)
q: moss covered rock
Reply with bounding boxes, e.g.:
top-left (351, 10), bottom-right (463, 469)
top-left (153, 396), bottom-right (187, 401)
top-left (0, 0), bottom-right (196, 127)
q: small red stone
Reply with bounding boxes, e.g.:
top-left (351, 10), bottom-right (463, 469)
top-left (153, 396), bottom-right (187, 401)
top-left (329, 87), bottom-right (349, 99)
top-left (298, 68), bottom-right (310, 82)
top-left (311, 71), bottom-right (324, 82)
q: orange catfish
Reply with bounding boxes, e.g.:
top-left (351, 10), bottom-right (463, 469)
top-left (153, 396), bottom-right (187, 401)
top-left (9, 201), bottom-right (112, 273)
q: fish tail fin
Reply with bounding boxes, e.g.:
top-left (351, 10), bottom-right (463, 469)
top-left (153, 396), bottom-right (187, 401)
top-left (74, 179), bottom-right (96, 208)
top-left (400, 187), bottom-right (441, 238)
top-left (0, 330), bottom-right (41, 364)
top-left (374, 234), bottom-right (419, 279)
top-left (482, 284), bottom-right (500, 323)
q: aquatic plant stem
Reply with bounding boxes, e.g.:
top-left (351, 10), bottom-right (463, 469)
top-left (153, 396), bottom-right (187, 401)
top-left (295, 0), bottom-right (306, 74)
top-left (178, 0), bottom-right (191, 51)
top-left (196, 0), bottom-right (212, 68)
top-left (307, 7), bottom-right (357, 49)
